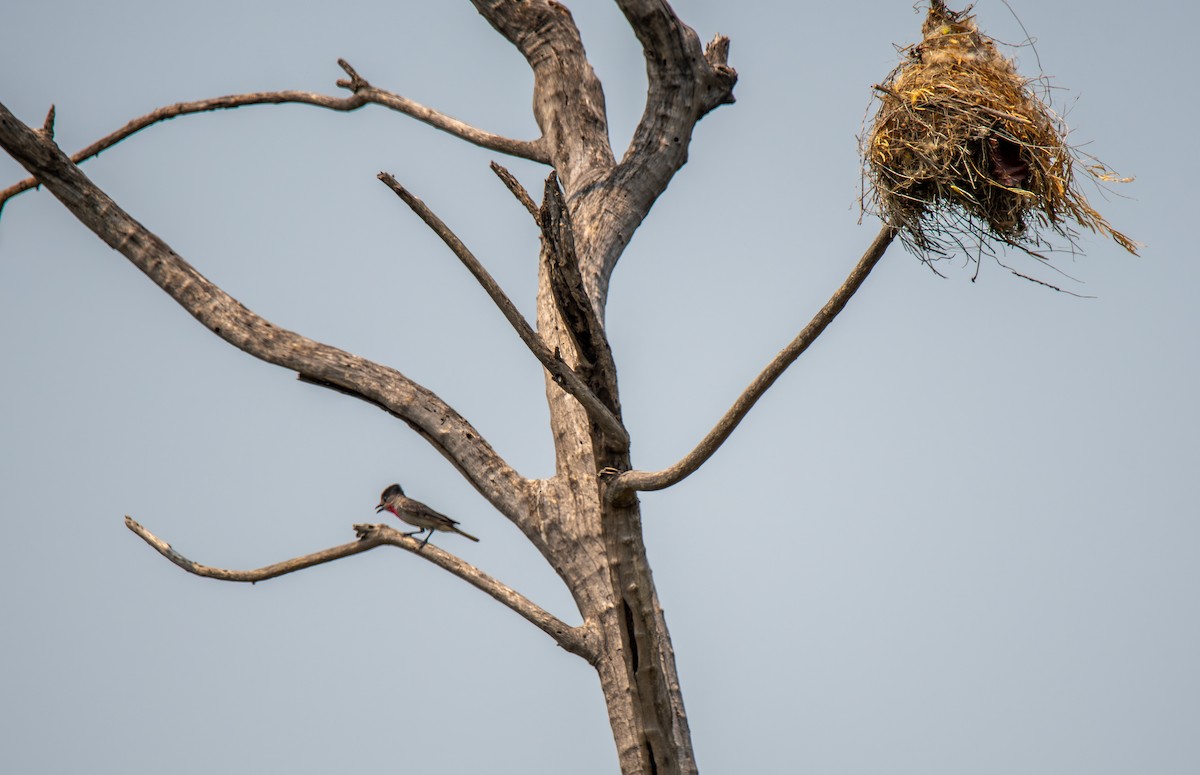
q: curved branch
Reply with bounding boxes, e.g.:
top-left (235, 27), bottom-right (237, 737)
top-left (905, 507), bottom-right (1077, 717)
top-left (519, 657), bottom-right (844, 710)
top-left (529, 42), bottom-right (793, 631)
top-left (342, 57), bottom-right (548, 162)
top-left (0, 59), bottom-right (547, 215)
top-left (377, 172), bottom-right (629, 449)
top-left (578, 2), bottom-right (738, 305)
top-left (471, 0), bottom-right (615, 195)
top-left (606, 225), bottom-right (898, 501)
top-left (125, 515), bottom-right (379, 581)
top-left (0, 99), bottom-right (533, 529)
top-left (125, 517), bottom-right (593, 659)
top-left (617, 0), bottom-right (737, 121)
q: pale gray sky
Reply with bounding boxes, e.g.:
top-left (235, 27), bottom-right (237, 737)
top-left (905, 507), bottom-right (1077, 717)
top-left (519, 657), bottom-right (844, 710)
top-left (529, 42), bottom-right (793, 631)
top-left (2, 2), bottom-right (1196, 773)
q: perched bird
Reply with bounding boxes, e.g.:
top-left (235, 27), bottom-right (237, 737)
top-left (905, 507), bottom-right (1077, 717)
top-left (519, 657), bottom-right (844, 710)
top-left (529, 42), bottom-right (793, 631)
top-left (375, 483), bottom-right (479, 548)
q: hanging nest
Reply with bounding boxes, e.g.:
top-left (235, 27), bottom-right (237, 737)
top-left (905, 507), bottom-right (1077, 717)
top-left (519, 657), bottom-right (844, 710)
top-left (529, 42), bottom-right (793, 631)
top-left (862, 1), bottom-right (1137, 270)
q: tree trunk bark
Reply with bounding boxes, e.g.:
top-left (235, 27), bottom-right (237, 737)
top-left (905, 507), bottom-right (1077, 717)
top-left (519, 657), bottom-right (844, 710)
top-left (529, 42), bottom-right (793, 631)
top-left (1, 3), bottom-right (740, 772)
top-left (535, 227), bottom-right (696, 773)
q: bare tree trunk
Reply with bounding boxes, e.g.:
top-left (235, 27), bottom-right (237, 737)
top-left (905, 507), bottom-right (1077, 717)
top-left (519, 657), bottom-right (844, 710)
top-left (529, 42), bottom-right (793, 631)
top-left (484, 4), bottom-right (738, 765)
top-left (534, 248), bottom-right (696, 772)
top-left (0, 3), bottom-right (901, 774)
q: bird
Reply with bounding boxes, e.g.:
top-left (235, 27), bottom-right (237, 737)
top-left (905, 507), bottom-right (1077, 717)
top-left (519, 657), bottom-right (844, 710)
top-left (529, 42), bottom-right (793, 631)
top-left (375, 483), bottom-right (479, 548)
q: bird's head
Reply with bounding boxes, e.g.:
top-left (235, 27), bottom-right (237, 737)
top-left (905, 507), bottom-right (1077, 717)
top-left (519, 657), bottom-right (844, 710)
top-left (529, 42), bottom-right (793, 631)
top-left (376, 483), bottom-right (405, 513)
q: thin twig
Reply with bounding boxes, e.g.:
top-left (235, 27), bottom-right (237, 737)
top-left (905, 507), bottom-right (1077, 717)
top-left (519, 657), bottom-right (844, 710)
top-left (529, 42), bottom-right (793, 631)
top-left (606, 224), bottom-right (898, 501)
top-left (490, 161), bottom-right (541, 225)
top-left (125, 515), bottom-right (380, 581)
top-left (0, 59), bottom-right (547, 216)
top-left (377, 172), bottom-right (630, 449)
top-left (124, 517), bottom-right (593, 659)
top-left (350, 59), bottom-right (547, 162)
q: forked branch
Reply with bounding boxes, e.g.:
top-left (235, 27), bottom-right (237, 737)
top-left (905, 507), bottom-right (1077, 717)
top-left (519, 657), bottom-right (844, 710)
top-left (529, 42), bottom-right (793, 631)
top-left (586, 1), bottom-right (739, 299)
top-left (606, 225), bottom-right (898, 501)
top-left (616, 0), bottom-right (737, 119)
top-left (125, 516), bottom-right (593, 659)
top-left (0, 58), bottom-right (547, 216)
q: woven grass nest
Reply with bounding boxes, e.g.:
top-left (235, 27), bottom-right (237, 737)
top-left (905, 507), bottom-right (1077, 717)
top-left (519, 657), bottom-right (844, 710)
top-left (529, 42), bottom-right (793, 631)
top-left (862, 1), bottom-right (1137, 272)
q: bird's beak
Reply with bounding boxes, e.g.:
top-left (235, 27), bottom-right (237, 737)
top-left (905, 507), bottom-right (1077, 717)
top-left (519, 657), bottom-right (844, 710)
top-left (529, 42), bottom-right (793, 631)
top-left (375, 503), bottom-right (385, 513)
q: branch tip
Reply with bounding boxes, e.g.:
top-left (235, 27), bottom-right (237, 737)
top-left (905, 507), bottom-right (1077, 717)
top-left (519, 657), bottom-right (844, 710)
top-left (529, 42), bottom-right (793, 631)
top-left (490, 161), bottom-right (541, 224)
top-left (705, 34), bottom-right (731, 66)
top-left (122, 514), bottom-right (588, 657)
top-left (1, 63), bottom-right (545, 213)
top-left (41, 105), bottom-right (56, 139)
top-left (336, 58), bottom-right (369, 92)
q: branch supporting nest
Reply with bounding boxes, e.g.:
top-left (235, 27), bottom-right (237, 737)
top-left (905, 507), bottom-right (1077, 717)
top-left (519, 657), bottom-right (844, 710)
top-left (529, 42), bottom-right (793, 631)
top-left (124, 516), bottom-right (594, 660)
top-left (606, 225), bottom-right (897, 502)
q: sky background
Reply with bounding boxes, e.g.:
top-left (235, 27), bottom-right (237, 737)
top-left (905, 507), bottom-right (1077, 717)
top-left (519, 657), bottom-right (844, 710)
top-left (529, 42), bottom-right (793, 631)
top-left (1, 1), bottom-right (1196, 773)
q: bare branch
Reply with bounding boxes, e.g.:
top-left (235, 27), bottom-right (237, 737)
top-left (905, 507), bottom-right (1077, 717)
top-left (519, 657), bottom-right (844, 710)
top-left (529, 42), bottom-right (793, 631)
top-left (125, 516), bottom-right (593, 659)
top-left (616, 0), bottom-right (737, 119)
top-left (0, 59), bottom-right (546, 216)
top-left (377, 171), bottom-right (630, 449)
top-left (340, 59), bottom-right (548, 163)
top-left (471, 0), bottom-right (615, 194)
top-left (0, 100), bottom-right (533, 529)
top-left (490, 161), bottom-right (540, 224)
top-left (572, 1), bottom-right (738, 306)
top-left (606, 225), bottom-right (898, 501)
top-left (125, 515), bottom-right (380, 581)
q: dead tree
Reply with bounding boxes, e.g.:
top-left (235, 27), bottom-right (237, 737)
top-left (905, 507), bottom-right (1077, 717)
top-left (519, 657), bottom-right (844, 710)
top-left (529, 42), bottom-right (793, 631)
top-left (0, 2), bottom-right (897, 773)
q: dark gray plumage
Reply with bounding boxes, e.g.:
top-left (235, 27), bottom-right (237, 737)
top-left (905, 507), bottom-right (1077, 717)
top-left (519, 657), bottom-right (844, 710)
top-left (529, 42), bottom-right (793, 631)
top-left (375, 483), bottom-right (479, 547)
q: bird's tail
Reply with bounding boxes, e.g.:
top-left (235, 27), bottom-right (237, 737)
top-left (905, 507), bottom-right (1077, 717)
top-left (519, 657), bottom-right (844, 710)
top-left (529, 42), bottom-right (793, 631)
top-left (454, 526), bottom-right (480, 542)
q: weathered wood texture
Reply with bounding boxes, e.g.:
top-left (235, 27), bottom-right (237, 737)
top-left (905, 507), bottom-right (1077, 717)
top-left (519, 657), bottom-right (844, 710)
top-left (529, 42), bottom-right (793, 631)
top-left (0, 3), bottom-right (895, 774)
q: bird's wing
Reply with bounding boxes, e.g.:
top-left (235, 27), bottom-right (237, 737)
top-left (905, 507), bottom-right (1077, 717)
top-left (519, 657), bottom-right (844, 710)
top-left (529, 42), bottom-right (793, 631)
top-left (411, 500), bottom-right (459, 526)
